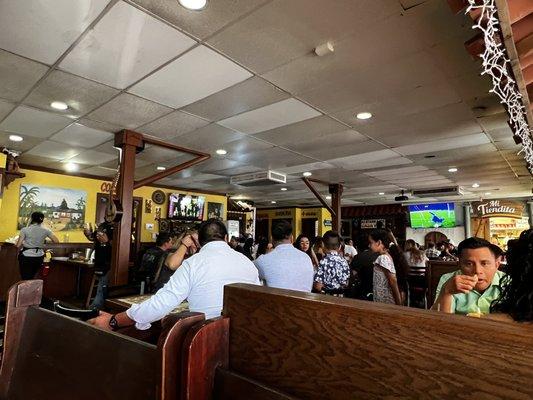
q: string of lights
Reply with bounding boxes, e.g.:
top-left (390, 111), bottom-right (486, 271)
top-left (466, 0), bottom-right (533, 172)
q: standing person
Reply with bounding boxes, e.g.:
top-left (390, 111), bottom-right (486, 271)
top-left (294, 234), bottom-right (319, 269)
top-left (368, 229), bottom-right (407, 306)
top-left (16, 211), bottom-right (59, 280)
top-left (349, 233), bottom-right (378, 300)
top-left (255, 238), bottom-right (273, 258)
top-left (313, 236), bottom-right (326, 263)
top-left (313, 231), bottom-right (350, 295)
top-left (242, 237), bottom-right (254, 261)
top-left (84, 220), bottom-right (114, 309)
top-left (255, 221), bottom-right (314, 292)
top-left (88, 219), bottom-right (260, 331)
top-left (343, 238), bottom-right (358, 263)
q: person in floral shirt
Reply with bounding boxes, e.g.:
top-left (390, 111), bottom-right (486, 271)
top-left (313, 230), bottom-right (350, 294)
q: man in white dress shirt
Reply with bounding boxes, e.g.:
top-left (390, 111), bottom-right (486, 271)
top-left (254, 220), bottom-right (314, 292)
top-left (89, 219), bottom-right (260, 331)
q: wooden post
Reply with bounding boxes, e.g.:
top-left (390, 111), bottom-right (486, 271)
top-left (110, 130), bottom-right (143, 286)
top-left (329, 183), bottom-right (343, 233)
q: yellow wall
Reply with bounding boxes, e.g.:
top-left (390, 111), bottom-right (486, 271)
top-left (257, 207), bottom-right (332, 237)
top-left (0, 153), bottom-right (6, 214)
top-left (0, 167), bottom-right (227, 243)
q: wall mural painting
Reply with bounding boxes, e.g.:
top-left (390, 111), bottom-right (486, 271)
top-left (18, 184), bottom-right (87, 231)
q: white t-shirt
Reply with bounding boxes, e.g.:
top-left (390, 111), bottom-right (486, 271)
top-left (127, 241), bottom-right (260, 329)
top-left (344, 244), bottom-right (358, 259)
top-left (19, 224), bottom-right (54, 257)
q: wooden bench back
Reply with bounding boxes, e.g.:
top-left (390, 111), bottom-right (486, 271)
top-left (216, 283), bottom-right (533, 400)
top-left (0, 280), bottom-right (204, 400)
top-left (426, 260), bottom-right (459, 305)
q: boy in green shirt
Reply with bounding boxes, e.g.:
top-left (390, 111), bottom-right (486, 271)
top-left (431, 237), bottom-right (504, 315)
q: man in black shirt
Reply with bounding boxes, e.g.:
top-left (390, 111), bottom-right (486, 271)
top-left (84, 221), bottom-right (114, 309)
top-left (137, 233), bottom-right (173, 291)
top-left (349, 233), bottom-right (378, 300)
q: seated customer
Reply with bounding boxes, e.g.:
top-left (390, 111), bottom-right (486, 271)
top-left (313, 230), bottom-right (350, 295)
top-left (431, 237), bottom-right (504, 315)
top-left (255, 221), bottom-right (314, 292)
top-left (89, 219), bottom-right (260, 331)
top-left (425, 241), bottom-right (441, 260)
top-left (136, 233), bottom-right (173, 288)
top-left (491, 229), bottom-right (533, 322)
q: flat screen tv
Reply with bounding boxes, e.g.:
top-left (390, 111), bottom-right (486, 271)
top-left (408, 202), bottom-right (455, 228)
top-left (168, 194), bottom-right (205, 221)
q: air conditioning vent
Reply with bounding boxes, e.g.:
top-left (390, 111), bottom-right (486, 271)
top-left (412, 186), bottom-right (464, 197)
top-left (230, 170), bottom-right (286, 186)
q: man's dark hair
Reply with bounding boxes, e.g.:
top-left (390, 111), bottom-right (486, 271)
top-left (354, 233), bottom-right (369, 251)
top-left (345, 238), bottom-right (353, 246)
top-left (156, 233), bottom-right (171, 247)
top-left (198, 218), bottom-right (227, 246)
top-left (271, 220), bottom-right (292, 242)
top-left (458, 237), bottom-right (502, 258)
top-left (30, 211), bottom-right (45, 224)
top-left (323, 230), bottom-right (340, 250)
top-left (427, 241), bottom-right (435, 249)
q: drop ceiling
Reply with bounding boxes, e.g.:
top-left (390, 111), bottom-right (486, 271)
top-left (0, 0), bottom-right (530, 208)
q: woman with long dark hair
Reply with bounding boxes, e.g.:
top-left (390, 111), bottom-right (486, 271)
top-left (294, 234), bottom-right (319, 269)
top-left (491, 229), bottom-right (533, 322)
top-left (368, 229), bottom-right (408, 305)
top-left (16, 211), bottom-right (59, 280)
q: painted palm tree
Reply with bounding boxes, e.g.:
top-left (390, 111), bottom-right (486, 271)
top-left (18, 185), bottom-right (40, 228)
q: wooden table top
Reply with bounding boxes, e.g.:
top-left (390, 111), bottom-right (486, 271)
top-left (106, 294), bottom-right (189, 314)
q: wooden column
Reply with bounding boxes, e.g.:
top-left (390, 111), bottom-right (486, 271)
top-left (329, 183), bottom-right (343, 233)
top-left (110, 130), bottom-right (143, 286)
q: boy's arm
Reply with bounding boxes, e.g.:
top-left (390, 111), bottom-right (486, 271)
top-left (431, 274), bottom-right (478, 313)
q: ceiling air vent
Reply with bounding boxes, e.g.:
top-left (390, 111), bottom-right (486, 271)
top-left (411, 186), bottom-right (464, 198)
top-left (230, 170), bottom-right (286, 187)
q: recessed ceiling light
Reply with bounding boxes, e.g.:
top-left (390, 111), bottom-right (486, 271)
top-left (271, 200), bottom-right (277, 204)
top-left (356, 112), bottom-right (372, 120)
top-left (326, 195), bottom-right (331, 200)
top-left (215, 149), bottom-right (227, 155)
top-left (485, 192), bottom-right (491, 195)
top-left (65, 162), bottom-right (78, 172)
top-left (379, 192), bottom-right (385, 195)
top-left (178, 0), bottom-right (207, 10)
top-left (302, 172), bottom-right (312, 177)
top-left (9, 134), bottom-right (23, 142)
top-left (448, 167), bottom-right (458, 172)
top-left (472, 183), bottom-right (480, 188)
top-left (156, 166), bottom-right (166, 171)
top-left (280, 187), bottom-right (287, 191)
top-left (50, 101), bottom-right (68, 110)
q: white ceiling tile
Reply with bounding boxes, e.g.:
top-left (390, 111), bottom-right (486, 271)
top-left (0, 106), bottom-right (72, 138)
top-left (0, 99), bottom-right (16, 120)
top-left (59, 1), bottom-right (196, 89)
top-left (67, 149), bottom-right (117, 165)
top-left (394, 133), bottom-right (490, 156)
top-left (365, 165), bottom-right (430, 177)
top-left (80, 165), bottom-right (117, 177)
top-left (0, 0), bottom-right (111, 64)
top-left (26, 140), bottom-right (83, 160)
top-left (0, 131), bottom-right (44, 153)
top-left (217, 98), bottom-right (321, 134)
top-left (49, 123), bottom-right (113, 148)
top-left (129, 45), bottom-right (252, 108)
top-left (139, 110), bottom-right (210, 140)
top-left (0, 49), bottom-right (49, 102)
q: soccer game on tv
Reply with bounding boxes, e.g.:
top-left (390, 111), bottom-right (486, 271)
top-left (408, 202), bottom-right (456, 229)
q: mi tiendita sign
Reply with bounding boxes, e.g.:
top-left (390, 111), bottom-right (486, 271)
top-left (471, 200), bottom-right (524, 219)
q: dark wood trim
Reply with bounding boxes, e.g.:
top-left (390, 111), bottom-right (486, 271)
top-left (301, 178), bottom-right (335, 215)
top-left (142, 135), bottom-right (210, 158)
top-left (17, 166), bottom-right (228, 197)
top-left (329, 183), bottom-right (343, 232)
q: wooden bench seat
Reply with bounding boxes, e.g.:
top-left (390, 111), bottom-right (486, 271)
top-left (181, 284), bottom-right (533, 400)
top-left (0, 280), bottom-right (203, 400)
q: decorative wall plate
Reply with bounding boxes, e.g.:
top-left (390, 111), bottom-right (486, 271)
top-left (152, 190), bottom-right (166, 205)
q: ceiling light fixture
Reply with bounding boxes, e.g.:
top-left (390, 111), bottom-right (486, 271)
top-left (65, 162), bottom-right (78, 172)
top-left (280, 187), bottom-right (287, 191)
top-left (448, 167), bottom-right (458, 172)
top-left (215, 149), bottom-right (227, 155)
top-left (271, 200), bottom-right (277, 204)
top-left (356, 112), bottom-right (372, 120)
top-left (302, 172), bottom-right (312, 177)
top-left (485, 192), bottom-right (491, 195)
top-left (314, 41), bottom-right (334, 57)
top-left (156, 166), bottom-right (166, 171)
top-left (379, 192), bottom-right (385, 195)
top-left (178, 0), bottom-right (207, 10)
top-left (9, 134), bottom-right (23, 142)
top-left (472, 183), bottom-right (480, 188)
top-left (50, 101), bottom-right (68, 110)
top-left (326, 195), bottom-right (331, 200)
